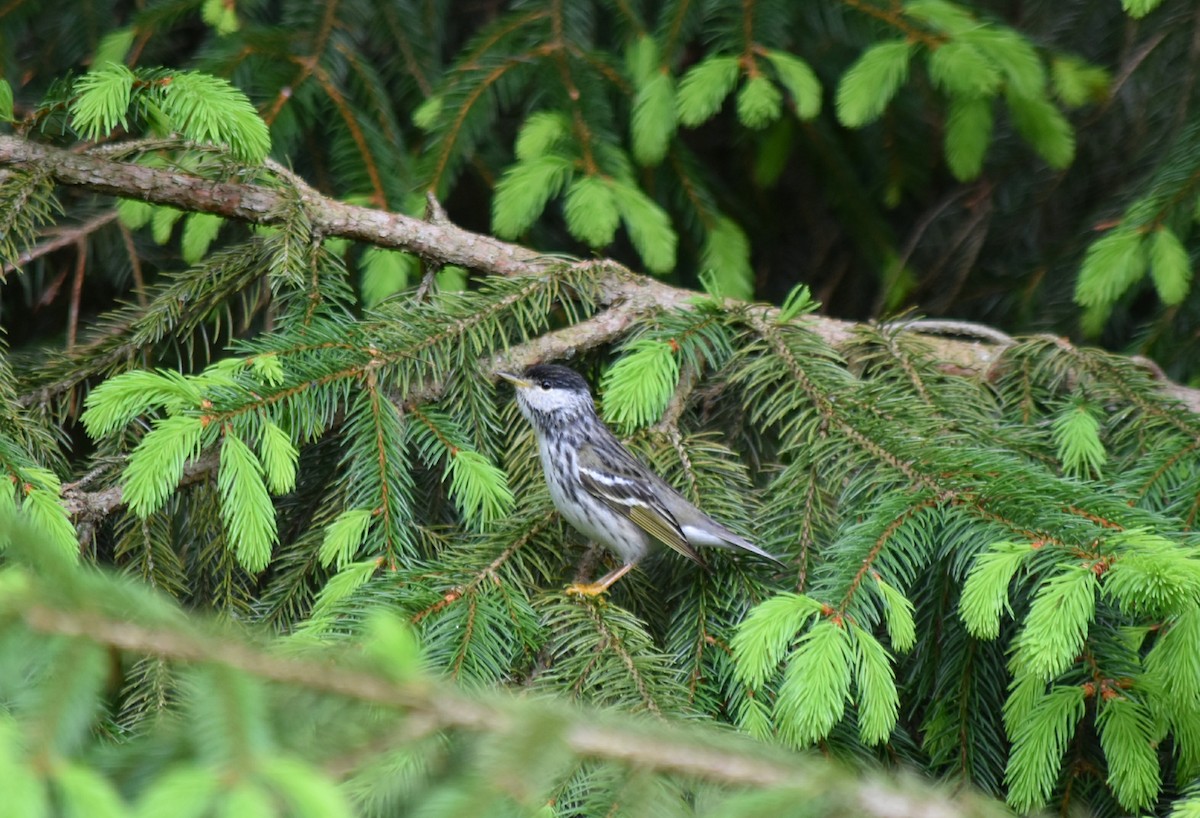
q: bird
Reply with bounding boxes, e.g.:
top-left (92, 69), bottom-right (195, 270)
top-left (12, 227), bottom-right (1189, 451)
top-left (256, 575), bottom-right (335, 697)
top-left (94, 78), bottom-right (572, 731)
top-left (497, 363), bottom-right (783, 595)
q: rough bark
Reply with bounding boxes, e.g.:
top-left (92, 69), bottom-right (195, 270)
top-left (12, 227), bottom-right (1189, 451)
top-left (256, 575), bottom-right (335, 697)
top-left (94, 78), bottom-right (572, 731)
top-left (4, 133), bottom-right (1198, 527)
top-left (1, 135), bottom-right (1183, 389)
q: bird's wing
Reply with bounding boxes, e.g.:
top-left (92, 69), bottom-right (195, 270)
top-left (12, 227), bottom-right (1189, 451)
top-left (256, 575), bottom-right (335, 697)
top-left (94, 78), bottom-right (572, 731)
top-left (576, 441), bottom-right (704, 566)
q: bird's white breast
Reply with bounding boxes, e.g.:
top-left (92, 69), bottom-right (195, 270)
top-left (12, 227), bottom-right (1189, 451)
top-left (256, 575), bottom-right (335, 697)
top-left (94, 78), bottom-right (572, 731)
top-left (535, 436), bottom-right (650, 564)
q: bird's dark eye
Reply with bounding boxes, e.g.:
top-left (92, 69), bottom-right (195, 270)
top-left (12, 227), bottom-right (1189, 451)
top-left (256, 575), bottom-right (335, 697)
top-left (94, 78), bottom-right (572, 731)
top-left (539, 380), bottom-right (552, 390)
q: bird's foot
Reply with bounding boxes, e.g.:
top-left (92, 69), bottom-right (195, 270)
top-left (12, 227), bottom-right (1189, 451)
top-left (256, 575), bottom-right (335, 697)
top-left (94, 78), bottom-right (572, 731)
top-left (564, 562), bottom-right (635, 598)
top-left (565, 581), bottom-right (610, 597)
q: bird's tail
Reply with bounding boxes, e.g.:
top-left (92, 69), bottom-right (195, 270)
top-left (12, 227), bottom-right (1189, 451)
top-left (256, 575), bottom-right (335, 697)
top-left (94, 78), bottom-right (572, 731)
top-left (683, 522), bottom-right (785, 567)
top-left (723, 533), bottom-right (786, 567)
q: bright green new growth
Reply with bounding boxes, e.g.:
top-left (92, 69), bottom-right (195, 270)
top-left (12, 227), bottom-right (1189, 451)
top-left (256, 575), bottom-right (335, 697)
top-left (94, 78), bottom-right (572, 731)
top-left (763, 50), bottom-right (822, 120)
top-left (1075, 116), bottom-right (1200, 318)
top-left (201, 0), bottom-right (239, 34)
top-left (1004, 685), bottom-right (1086, 811)
top-left (121, 415), bottom-right (208, 518)
top-left (929, 41), bottom-right (1002, 98)
top-left (601, 339), bottom-right (681, 432)
top-left (1077, 228), bottom-right (1149, 307)
top-left (701, 217), bottom-right (754, 301)
top-left (1123, 0), bottom-right (1167, 17)
top-left (81, 368), bottom-right (207, 437)
top-left (732, 592), bottom-right (904, 748)
top-left (163, 72), bottom-right (271, 161)
top-left (181, 213), bottom-right (224, 264)
top-left (1005, 88), bottom-right (1075, 168)
top-left (873, 574), bottom-right (916, 652)
top-left (904, 0), bottom-right (980, 36)
top-left (774, 620), bottom-right (855, 746)
top-left (1012, 566), bottom-right (1097, 681)
top-left (736, 76), bottom-right (783, 130)
top-left (731, 593), bottom-right (824, 689)
top-left (1149, 225), bottom-right (1193, 305)
top-left (0, 78), bottom-right (13, 122)
top-left (1097, 697), bottom-right (1160, 811)
top-left (259, 420), bottom-right (299, 495)
top-left (319, 509), bottom-right (375, 570)
top-left (1105, 532), bottom-right (1200, 617)
top-left (219, 433), bottom-right (277, 572)
top-left (491, 154), bottom-right (574, 239)
top-left (564, 176), bottom-right (620, 248)
top-left (447, 449), bottom-right (515, 529)
top-left (1051, 56), bottom-right (1111, 108)
top-left (301, 559), bottom-right (381, 634)
top-left (609, 180), bottom-right (677, 274)
top-left (676, 55), bottom-right (740, 127)
top-left (1051, 400), bottom-right (1105, 478)
top-left (852, 624), bottom-right (901, 744)
top-left (835, 40), bottom-right (913, 127)
top-left (959, 541), bottom-right (1032, 639)
top-left (360, 247), bottom-right (417, 307)
top-left (631, 71), bottom-right (676, 166)
top-left (407, 408), bottom-right (514, 530)
top-left (514, 111), bottom-right (571, 162)
top-left (69, 66), bottom-right (269, 162)
top-left (16, 478), bottom-right (78, 562)
top-left (151, 206), bottom-right (184, 246)
top-left (70, 64), bottom-right (134, 140)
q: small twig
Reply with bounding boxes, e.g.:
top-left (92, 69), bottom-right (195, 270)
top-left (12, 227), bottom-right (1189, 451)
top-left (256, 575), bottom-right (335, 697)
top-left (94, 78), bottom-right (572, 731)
top-left (1, 210), bottom-right (119, 277)
top-left (67, 237), bottom-right (86, 349)
top-left (654, 361), bottom-right (699, 432)
top-left (424, 190), bottom-right (450, 225)
top-left (413, 192), bottom-right (453, 300)
top-left (61, 450), bottom-right (221, 521)
top-left (117, 220), bottom-right (147, 307)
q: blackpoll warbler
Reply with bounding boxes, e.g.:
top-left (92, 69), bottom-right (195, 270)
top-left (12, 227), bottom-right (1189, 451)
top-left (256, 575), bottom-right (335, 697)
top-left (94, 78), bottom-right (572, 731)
top-left (499, 364), bottom-right (782, 595)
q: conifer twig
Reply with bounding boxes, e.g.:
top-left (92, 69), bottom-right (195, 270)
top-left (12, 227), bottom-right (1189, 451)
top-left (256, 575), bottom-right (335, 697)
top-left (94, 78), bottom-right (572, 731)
top-left (1, 209), bottom-right (118, 277)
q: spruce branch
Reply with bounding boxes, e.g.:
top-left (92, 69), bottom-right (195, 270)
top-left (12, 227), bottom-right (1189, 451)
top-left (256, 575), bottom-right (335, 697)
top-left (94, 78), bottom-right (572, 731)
top-left (60, 450), bottom-right (221, 522)
top-left (2, 132), bottom-right (1197, 414)
top-left (16, 597), bottom-right (1005, 816)
top-left (10, 134), bottom-right (1190, 414)
top-left (0, 135), bottom-right (540, 276)
top-left (9, 131), bottom-right (1198, 542)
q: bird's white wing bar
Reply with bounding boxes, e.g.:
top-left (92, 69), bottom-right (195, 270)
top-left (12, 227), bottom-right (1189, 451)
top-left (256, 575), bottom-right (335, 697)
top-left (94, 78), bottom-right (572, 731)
top-left (575, 468), bottom-right (641, 503)
top-left (576, 445), bottom-right (703, 565)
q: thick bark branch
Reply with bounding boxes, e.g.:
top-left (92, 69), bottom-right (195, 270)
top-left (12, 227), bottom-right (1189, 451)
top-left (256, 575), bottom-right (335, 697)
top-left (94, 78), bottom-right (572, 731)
top-left (3, 134), bottom-right (1196, 422)
top-left (7, 133), bottom-right (1199, 525)
top-left (0, 135), bottom-right (543, 276)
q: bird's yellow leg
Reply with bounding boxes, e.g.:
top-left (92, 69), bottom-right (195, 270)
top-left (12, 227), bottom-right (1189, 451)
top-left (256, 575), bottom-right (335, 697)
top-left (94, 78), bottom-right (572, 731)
top-left (566, 563), bottom-right (635, 597)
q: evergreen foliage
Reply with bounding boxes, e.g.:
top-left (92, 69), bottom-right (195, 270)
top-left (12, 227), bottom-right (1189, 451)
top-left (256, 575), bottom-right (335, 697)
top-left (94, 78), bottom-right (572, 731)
top-left (4, 1), bottom-right (1200, 816)
top-left (9, 0), bottom-right (1200, 371)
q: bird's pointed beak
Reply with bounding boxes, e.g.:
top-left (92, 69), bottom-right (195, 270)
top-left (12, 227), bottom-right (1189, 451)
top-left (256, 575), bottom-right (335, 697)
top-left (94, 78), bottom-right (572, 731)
top-left (496, 370), bottom-right (530, 388)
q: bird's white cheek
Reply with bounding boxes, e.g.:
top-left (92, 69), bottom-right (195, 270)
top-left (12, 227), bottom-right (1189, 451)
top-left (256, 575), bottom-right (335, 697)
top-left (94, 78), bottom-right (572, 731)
top-left (523, 389), bottom-right (573, 414)
top-left (528, 391), bottom-right (554, 410)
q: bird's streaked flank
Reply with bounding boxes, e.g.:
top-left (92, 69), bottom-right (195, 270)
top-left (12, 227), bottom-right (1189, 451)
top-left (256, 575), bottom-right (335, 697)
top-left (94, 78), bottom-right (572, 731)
top-left (498, 364), bottom-right (782, 595)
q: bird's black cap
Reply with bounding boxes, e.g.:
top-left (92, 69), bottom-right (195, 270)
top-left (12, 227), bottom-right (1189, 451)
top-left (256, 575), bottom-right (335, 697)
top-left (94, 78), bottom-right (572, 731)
top-left (522, 364), bottom-right (590, 392)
